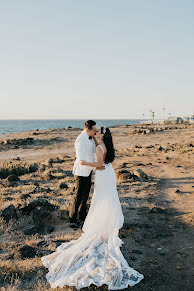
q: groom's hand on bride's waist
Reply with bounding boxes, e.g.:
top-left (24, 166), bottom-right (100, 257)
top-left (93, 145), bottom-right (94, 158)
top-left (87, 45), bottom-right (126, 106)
top-left (96, 166), bottom-right (105, 170)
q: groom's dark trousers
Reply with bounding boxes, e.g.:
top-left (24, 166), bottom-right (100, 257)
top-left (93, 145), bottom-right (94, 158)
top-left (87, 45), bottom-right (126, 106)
top-left (69, 171), bottom-right (92, 223)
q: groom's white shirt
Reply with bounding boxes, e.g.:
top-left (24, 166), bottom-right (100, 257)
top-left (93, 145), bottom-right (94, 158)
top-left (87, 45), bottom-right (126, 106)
top-left (73, 130), bottom-right (95, 177)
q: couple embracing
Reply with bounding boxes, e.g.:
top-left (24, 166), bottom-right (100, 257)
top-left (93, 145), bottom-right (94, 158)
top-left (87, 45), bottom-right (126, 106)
top-left (41, 120), bottom-right (144, 290)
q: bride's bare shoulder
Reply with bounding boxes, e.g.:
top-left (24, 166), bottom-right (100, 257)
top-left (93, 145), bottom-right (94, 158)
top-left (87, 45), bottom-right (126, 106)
top-left (96, 144), bottom-right (106, 154)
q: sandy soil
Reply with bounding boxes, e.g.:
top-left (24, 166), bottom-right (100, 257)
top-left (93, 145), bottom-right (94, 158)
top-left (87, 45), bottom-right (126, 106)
top-left (0, 123), bottom-right (193, 291)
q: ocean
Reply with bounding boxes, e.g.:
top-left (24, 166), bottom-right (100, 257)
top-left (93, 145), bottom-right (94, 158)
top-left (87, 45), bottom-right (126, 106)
top-left (0, 119), bottom-right (143, 135)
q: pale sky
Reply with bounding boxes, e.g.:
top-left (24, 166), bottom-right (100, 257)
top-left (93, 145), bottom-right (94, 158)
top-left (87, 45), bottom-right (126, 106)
top-left (0, 0), bottom-right (194, 119)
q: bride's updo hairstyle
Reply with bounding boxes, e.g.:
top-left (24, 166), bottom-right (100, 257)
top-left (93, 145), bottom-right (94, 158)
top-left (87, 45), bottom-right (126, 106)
top-left (101, 127), bottom-right (115, 164)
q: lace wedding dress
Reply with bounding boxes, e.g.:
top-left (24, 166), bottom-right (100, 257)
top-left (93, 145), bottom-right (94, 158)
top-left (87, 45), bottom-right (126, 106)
top-left (41, 145), bottom-right (144, 290)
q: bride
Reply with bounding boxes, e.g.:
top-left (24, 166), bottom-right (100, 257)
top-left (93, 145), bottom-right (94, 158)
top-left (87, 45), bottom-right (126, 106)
top-left (41, 126), bottom-right (144, 290)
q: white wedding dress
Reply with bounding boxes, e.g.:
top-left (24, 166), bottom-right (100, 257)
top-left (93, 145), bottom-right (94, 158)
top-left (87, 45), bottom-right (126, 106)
top-left (41, 145), bottom-right (144, 290)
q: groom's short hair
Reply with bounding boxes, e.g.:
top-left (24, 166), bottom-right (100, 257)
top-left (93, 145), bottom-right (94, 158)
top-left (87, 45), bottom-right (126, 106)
top-left (84, 120), bottom-right (96, 130)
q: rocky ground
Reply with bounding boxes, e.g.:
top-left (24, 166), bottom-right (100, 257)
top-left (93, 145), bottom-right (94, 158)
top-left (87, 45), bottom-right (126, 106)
top-left (0, 123), bottom-right (194, 291)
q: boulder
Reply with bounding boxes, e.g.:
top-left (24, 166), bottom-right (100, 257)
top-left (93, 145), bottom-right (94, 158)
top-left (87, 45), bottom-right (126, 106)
top-left (145, 145), bottom-right (154, 149)
top-left (29, 186), bottom-right (50, 194)
top-left (19, 199), bottom-right (56, 215)
top-left (1, 204), bottom-right (17, 222)
top-left (39, 164), bottom-right (47, 172)
top-left (32, 206), bottom-right (53, 226)
top-left (146, 129), bottom-right (151, 134)
top-left (186, 142), bottom-right (194, 147)
top-left (29, 163), bottom-right (39, 173)
top-left (23, 225), bottom-right (55, 235)
top-left (44, 170), bottom-right (55, 181)
top-left (58, 181), bottom-right (68, 190)
top-left (63, 170), bottom-right (74, 178)
top-left (175, 189), bottom-right (181, 193)
top-left (37, 241), bottom-right (49, 248)
top-left (134, 145), bottom-right (142, 149)
top-left (133, 169), bottom-right (148, 180)
top-left (3, 139), bottom-right (9, 145)
top-left (24, 137), bottom-right (34, 144)
top-left (155, 144), bottom-right (164, 151)
top-left (6, 174), bottom-right (20, 182)
top-left (116, 170), bottom-right (133, 182)
top-left (46, 158), bottom-right (54, 166)
top-left (21, 193), bottom-right (31, 199)
top-left (19, 245), bottom-right (37, 259)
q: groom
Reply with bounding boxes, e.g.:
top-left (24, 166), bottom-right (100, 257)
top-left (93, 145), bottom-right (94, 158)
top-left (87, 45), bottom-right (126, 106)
top-left (69, 120), bottom-right (103, 229)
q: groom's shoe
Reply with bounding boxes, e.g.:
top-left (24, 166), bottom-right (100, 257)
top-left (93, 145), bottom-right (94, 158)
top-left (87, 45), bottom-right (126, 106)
top-left (79, 221), bottom-right (84, 229)
top-left (69, 221), bottom-right (80, 229)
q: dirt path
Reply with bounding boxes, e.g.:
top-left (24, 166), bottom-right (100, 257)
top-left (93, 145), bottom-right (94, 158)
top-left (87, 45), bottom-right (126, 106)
top-left (129, 164), bottom-right (194, 291)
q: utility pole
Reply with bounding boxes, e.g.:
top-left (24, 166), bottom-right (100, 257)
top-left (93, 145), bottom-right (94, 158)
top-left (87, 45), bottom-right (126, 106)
top-left (149, 110), bottom-right (155, 123)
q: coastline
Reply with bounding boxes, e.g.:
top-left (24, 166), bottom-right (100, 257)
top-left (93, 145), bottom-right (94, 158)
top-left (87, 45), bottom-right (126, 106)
top-left (0, 119), bottom-right (144, 135)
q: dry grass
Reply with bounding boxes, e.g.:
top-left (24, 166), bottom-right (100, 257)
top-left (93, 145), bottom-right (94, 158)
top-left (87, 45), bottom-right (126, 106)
top-left (0, 258), bottom-right (42, 276)
top-left (0, 124), bottom-right (193, 290)
top-left (0, 161), bottom-right (38, 179)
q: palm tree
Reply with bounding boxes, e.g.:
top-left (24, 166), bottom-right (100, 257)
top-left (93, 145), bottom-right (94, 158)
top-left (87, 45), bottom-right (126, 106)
top-left (149, 110), bottom-right (155, 123)
top-left (152, 111), bottom-right (155, 122)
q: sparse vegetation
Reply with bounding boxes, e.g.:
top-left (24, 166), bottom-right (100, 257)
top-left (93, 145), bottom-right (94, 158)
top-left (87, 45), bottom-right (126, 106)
top-left (0, 124), bottom-right (193, 290)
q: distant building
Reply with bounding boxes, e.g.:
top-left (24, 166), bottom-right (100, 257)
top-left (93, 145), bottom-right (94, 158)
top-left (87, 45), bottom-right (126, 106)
top-left (141, 115), bottom-right (193, 125)
top-left (168, 116), bottom-right (177, 122)
top-left (167, 116), bottom-right (184, 123)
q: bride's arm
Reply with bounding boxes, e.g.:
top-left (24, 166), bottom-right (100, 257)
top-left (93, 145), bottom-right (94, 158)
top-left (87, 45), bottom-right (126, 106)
top-left (80, 146), bottom-right (103, 168)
